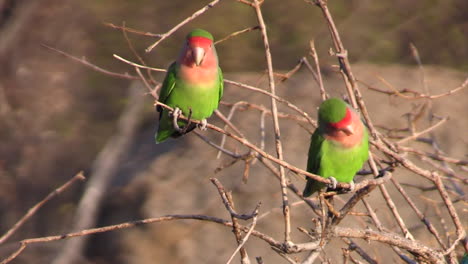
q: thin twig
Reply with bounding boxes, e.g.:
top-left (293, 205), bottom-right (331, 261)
top-left (308, 41), bottom-right (327, 101)
top-left (0, 173), bottom-right (86, 244)
top-left (194, 131), bottom-right (242, 158)
top-left (104, 23), bottom-right (161, 37)
top-left (145, 0), bottom-right (224, 52)
top-left (225, 192), bottom-right (251, 264)
top-left (211, 178), bottom-right (261, 220)
top-left (42, 45), bottom-right (139, 80)
top-left (364, 77), bottom-right (468, 100)
top-left (333, 227), bottom-right (444, 264)
top-left (215, 26), bottom-right (260, 45)
top-left (432, 173), bottom-right (466, 256)
top-left (397, 117), bottom-right (448, 144)
top-left (226, 210), bottom-right (258, 264)
top-left (0, 214), bottom-right (284, 264)
top-left (378, 184), bottom-right (414, 240)
top-left (342, 238), bottom-right (378, 264)
top-left (216, 102), bottom-right (245, 159)
top-left (251, 0), bottom-right (290, 243)
top-left (113, 54), bottom-right (166, 72)
top-left (390, 177), bottom-right (446, 248)
top-left (362, 198), bottom-right (416, 263)
top-left (224, 79), bottom-right (316, 126)
top-left (121, 21), bottom-right (158, 86)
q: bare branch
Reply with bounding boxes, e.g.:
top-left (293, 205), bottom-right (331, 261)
top-left (334, 227), bottom-right (445, 264)
top-left (42, 45), bottom-right (139, 80)
top-left (145, 0), bottom-right (224, 52)
top-left (251, 0), bottom-right (290, 243)
top-left (215, 26), bottom-right (260, 45)
top-left (0, 173), bottom-right (86, 245)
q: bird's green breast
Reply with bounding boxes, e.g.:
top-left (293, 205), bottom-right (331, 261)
top-left (165, 79), bottom-right (220, 120)
top-left (318, 131), bottom-right (369, 183)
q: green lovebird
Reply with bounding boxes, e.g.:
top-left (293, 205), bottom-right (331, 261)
top-left (302, 98), bottom-right (369, 197)
top-left (461, 253), bottom-right (468, 264)
top-left (155, 29), bottom-right (223, 143)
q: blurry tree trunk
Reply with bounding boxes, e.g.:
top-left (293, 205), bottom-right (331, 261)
top-left (52, 81), bottom-right (146, 264)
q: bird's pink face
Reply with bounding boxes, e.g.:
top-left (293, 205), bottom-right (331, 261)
top-left (324, 107), bottom-right (365, 148)
top-left (328, 108), bottom-right (354, 136)
top-left (181, 36), bottom-right (216, 67)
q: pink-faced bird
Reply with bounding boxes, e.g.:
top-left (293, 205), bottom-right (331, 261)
top-left (303, 98), bottom-right (369, 196)
top-left (155, 29), bottom-right (223, 143)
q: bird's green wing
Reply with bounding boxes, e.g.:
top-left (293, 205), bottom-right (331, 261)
top-left (303, 129), bottom-right (326, 197)
top-left (155, 62), bottom-right (178, 144)
top-left (217, 66), bottom-right (224, 102)
top-left (158, 62), bottom-right (178, 108)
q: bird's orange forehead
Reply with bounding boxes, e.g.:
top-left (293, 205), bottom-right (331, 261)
top-left (188, 36), bottom-right (213, 47)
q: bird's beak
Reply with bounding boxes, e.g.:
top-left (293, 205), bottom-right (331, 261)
top-left (192, 46), bottom-right (206, 66)
top-left (341, 124), bottom-right (354, 136)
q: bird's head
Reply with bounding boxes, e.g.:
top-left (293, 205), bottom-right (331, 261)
top-left (182, 29), bottom-right (215, 67)
top-left (318, 98), bottom-right (355, 136)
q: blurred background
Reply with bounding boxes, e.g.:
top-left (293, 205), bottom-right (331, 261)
top-left (0, 0), bottom-right (466, 263)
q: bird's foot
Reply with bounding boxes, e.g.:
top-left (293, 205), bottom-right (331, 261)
top-left (171, 107), bottom-right (183, 132)
top-left (327, 176), bottom-right (338, 190)
top-left (197, 119), bottom-right (208, 131)
top-left (180, 108), bottom-right (193, 134)
top-left (347, 181), bottom-right (355, 192)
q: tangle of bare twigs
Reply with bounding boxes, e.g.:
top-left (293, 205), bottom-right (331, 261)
top-left (1, 1), bottom-right (466, 264)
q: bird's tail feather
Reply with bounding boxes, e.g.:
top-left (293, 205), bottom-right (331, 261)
top-left (302, 179), bottom-right (324, 197)
top-left (155, 111), bottom-right (197, 144)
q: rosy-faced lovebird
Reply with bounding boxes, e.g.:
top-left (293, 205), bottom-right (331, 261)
top-left (302, 98), bottom-right (369, 197)
top-left (155, 29), bottom-right (223, 143)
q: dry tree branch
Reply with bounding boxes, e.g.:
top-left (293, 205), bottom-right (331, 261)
top-left (114, 54), bottom-right (166, 72)
top-left (194, 130), bottom-right (242, 158)
top-left (226, 192), bottom-right (251, 264)
top-left (226, 214), bottom-right (258, 264)
top-left (0, 214), bottom-right (232, 264)
top-left (334, 227), bottom-right (445, 264)
top-left (220, 101), bottom-right (313, 129)
top-left (306, 0), bottom-right (385, 145)
top-left (211, 178), bottom-right (261, 221)
top-left (246, 0), bottom-right (291, 243)
top-left (104, 22), bottom-right (161, 38)
top-left (216, 102), bottom-right (245, 159)
top-left (362, 199), bottom-right (417, 263)
top-left (42, 45), bottom-right (140, 80)
top-left (215, 26), bottom-right (261, 45)
top-left (0, 173), bottom-right (86, 245)
top-left (433, 173), bottom-right (466, 256)
top-left (120, 22), bottom-right (158, 85)
top-left (398, 146), bottom-right (468, 166)
top-left (308, 41), bottom-right (327, 101)
top-left (397, 117), bottom-right (448, 144)
top-left (211, 178), bottom-right (260, 264)
top-left (390, 177), bottom-right (446, 248)
top-left (32, 5), bottom-right (467, 262)
top-left (224, 79), bottom-right (316, 127)
top-left (363, 77), bottom-right (468, 100)
top-left (145, 0), bottom-right (224, 52)
top-left (341, 238), bottom-right (378, 264)
top-left (306, 0), bottom-right (357, 108)
top-left (378, 184), bottom-right (414, 240)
